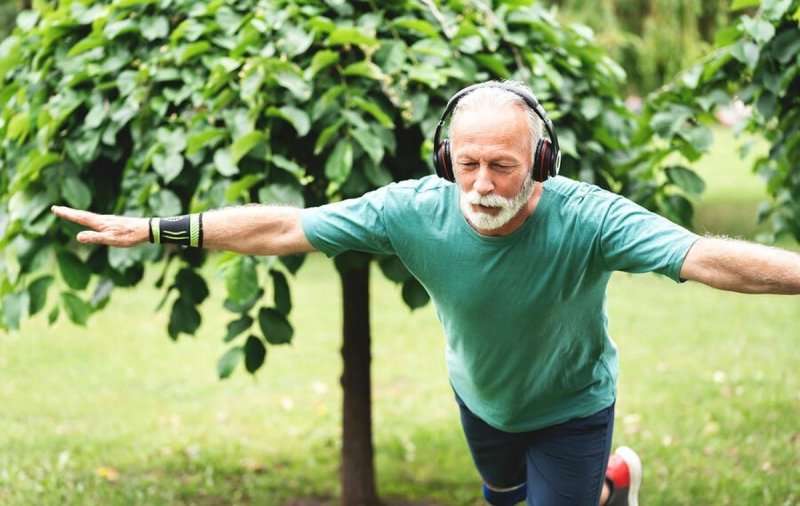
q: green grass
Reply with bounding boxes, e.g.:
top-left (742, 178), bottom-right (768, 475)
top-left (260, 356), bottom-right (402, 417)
top-left (2, 128), bottom-right (799, 505)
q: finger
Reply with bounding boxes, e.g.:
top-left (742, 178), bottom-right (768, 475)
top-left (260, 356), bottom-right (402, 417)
top-left (51, 205), bottom-right (102, 229)
top-left (76, 231), bottom-right (112, 245)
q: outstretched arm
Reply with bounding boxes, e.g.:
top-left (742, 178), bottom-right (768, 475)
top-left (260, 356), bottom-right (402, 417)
top-left (51, 205), bottom-right (317, 256)
top-left (679, 237), bottom-right (800, 294)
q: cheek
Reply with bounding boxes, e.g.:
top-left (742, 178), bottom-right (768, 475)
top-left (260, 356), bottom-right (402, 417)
top-left (454, 170), bottom-right (474, 191)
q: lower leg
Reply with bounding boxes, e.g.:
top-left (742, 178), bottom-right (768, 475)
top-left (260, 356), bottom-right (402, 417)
top-left (599, 480), bottom-right (610, 505)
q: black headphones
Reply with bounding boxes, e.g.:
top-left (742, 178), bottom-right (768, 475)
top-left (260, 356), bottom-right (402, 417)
top-left (432, 82), bottom-right (561, 183)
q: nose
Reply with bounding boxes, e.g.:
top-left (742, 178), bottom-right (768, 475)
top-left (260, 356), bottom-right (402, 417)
top-left (473, 164), bottom-right (494, 195)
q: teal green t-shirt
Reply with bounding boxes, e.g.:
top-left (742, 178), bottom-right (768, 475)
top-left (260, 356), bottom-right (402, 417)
top-left (300, 175), bottom-right (700, 432)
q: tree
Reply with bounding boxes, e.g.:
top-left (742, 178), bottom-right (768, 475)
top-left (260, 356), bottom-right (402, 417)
top-left (638, 0), bottom-right (800, 244)
top-left (545, 0), bottom-right (732, 93)
top-left (0, 0), bottom-right (698, 504)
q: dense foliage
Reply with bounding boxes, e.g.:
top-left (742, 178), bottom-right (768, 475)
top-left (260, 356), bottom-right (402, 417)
top-left (546, 0), bottom-right (732, 93)
top-left (640, 0), bottom-right (800, 243)
top-left (0, 0), bottom-right (673, 376)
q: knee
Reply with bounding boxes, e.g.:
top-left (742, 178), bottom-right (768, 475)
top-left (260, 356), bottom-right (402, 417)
top-left (482, 482), bottom-right (527, 506)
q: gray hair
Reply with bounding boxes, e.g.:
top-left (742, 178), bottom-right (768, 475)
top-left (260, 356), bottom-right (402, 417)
top-left (450, 80), bottom-right (543, 154)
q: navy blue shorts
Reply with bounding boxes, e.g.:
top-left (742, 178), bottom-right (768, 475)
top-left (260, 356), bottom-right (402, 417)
top-left (456, 393), bottom-right (615, 505)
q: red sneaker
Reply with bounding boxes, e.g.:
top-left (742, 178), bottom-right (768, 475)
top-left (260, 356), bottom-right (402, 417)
top-left (605, 446), bottom-right (642, 506)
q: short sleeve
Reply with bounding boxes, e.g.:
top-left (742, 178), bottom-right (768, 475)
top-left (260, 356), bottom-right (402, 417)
top-left (300, 188), bottom-right (395, 258)
top-left (599, 196), bottom-right (700, 282)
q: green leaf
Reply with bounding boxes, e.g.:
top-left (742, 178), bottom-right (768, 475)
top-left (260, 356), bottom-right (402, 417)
top-left (677, 125), bottom-right (714, 155)
top-left (215, 6), bottom-right (243, 34)
top-left (580, 98), bottom-right (603, 120)
top-left (351, 98), bottom-right (394, 129)
top-left (178, 41), bottom-right (211, 63)
top-left (731, 40), bottom-right (760, 69)
top-left (378, 255), bottom-right (411, 283)
top-left (392, 18), bottom-right (439, 38)
top-left (756, 91), bottom-right (778, 118)
top-left (325, 140), bottom-right (353, 184)
top-left (665, 166), bottom-right (706, 196)
top-left (267, 106), bottom-right (310, 136)
top-left (221, 255), bottom-right (259, 306)
top-left (213, 148), bottom-right (239, 176)
top-left (148, 189), bottom-right (182, 217)
top-left (2, 291), bottom-right (30, 330)
top-left (731, 0), bottom-right (760, 9)
top-left (152, 152), bottom-right (184, 183)
top-left (168, 297), bottom-right (201, 339)
top-left (352, 128), bottom-right (384, 164)
top-left (61, 292), bottom-right (91, 326)
top-left (217, 346), bottom-right (243, 379)
top-left (141, 16), bottom-right (169, 40)
top-left (16, 10), bottom-right (39, 31)
top-left (274, 71), bottom-right (312, 101)
top-left (314, 119), bottom-right (345, 155)
top-left (62, 176), bottom-right (92, 209)
top-left (401, 278), bottom-right (430, 310)
top-left (231, 131), bottom-right (266, 165)
top-left (279, 25), bottom-right (314, 57)
top-left (271, 155), bottom-right (305, 179)
top-left (175, 268), bottom-right (209, 305)
top-left (662, 194), bottom-right (694, 227)
top-left (187, 128), bottom-right (227, 155)
top-left (342, 60), bottom-right (385, 80)
top-left (7, 112), bottom-right (30, 142)
top-left (364, 161), bottom-right (393, 187)
top-left (259, 183), bottom-right (304, 207)
top-left (28, 275), bottom-right (54, 316)
top-left (226, 174), bottom-right (263, 202)
top-left (407, 64), bottom-right (447, 88)
top-left (244, 335), bottom-right (267, 373)
top-left (270, 269), bottom-right (291, 316)
top-left (224, 315), bottom-right (254, 343)
top-left (279, 255), bottom-right (305, 275)
top-left (741, 16), bottom-right (775, 44)
top-left (473, 53), bottom-right (511, 79)
top-left (326, 27), bottom-right (379, 48)
top-left (91, 278), bottom-right (113, 309)
top-left (650, 106), bottom-right (693, 138)
top-left (223, 288), bottom-right (264, 313)
top-left (57, 251), bottom-right (90, 291)
top-left (258, 307), bottom-right (293, 345)
top-left (309, 50), bottom-right (340, 77)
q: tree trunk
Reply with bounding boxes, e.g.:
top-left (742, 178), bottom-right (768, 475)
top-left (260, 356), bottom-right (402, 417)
top-left (338, 253), bottom-right (380, 506)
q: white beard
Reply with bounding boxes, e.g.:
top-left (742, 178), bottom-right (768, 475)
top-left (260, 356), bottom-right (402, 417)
top-left (459, 176), bottom-right (535, 231)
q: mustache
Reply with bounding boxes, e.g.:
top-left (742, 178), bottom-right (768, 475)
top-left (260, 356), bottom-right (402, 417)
top-left (462, 190), bottom-right (515, 208)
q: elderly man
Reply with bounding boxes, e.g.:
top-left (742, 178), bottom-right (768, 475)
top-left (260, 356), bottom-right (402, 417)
top-left (52, 81), bottom-right (800, 506)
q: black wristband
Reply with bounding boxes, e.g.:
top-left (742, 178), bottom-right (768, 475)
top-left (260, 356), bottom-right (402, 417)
top-left (150, 213), bottom-right (204, 247)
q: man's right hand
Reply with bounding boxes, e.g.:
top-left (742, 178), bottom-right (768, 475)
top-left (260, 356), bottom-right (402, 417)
top-left (51, 206), bottom-right (149, 248)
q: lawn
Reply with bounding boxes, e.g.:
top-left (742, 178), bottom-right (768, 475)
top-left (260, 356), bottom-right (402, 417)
top-left (1, 127), bottom-right (798, 505)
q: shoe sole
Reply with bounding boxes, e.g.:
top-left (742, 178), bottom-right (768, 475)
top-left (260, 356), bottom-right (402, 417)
top-left (616, 446), bottom-right (642, 506)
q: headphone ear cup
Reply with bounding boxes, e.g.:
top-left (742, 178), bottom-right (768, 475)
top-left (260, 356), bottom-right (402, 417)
top-left (434, 139), bottom-right (455, 182)
top-left (532, 139), bottom-right (552, 182)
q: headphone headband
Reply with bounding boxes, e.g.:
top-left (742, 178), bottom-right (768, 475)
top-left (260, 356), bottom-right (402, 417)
top-left (432, 82), bottom-right (561, 182)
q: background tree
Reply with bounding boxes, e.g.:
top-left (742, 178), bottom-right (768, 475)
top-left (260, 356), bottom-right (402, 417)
top-left (0, 0), bottom-right (741, 504)
top-left (636, 0), bottom-right (800, 244)
top-left (545, 0), bottom-right (732, 93)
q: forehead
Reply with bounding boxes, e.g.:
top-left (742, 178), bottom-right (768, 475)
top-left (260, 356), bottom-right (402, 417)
top-left (450, 105), bottom-right (530, 153)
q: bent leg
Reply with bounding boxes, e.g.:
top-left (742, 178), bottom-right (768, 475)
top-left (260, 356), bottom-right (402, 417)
top-left (455, 392), bottom-right (527, 504)
top-left (525, 404), bottom-right (615, 506)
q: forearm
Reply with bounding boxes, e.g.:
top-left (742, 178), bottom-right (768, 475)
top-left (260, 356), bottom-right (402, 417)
top-left (200, 205), bottom-right (316, 256)
top-left (680, 237), bottom-right (800, 294)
